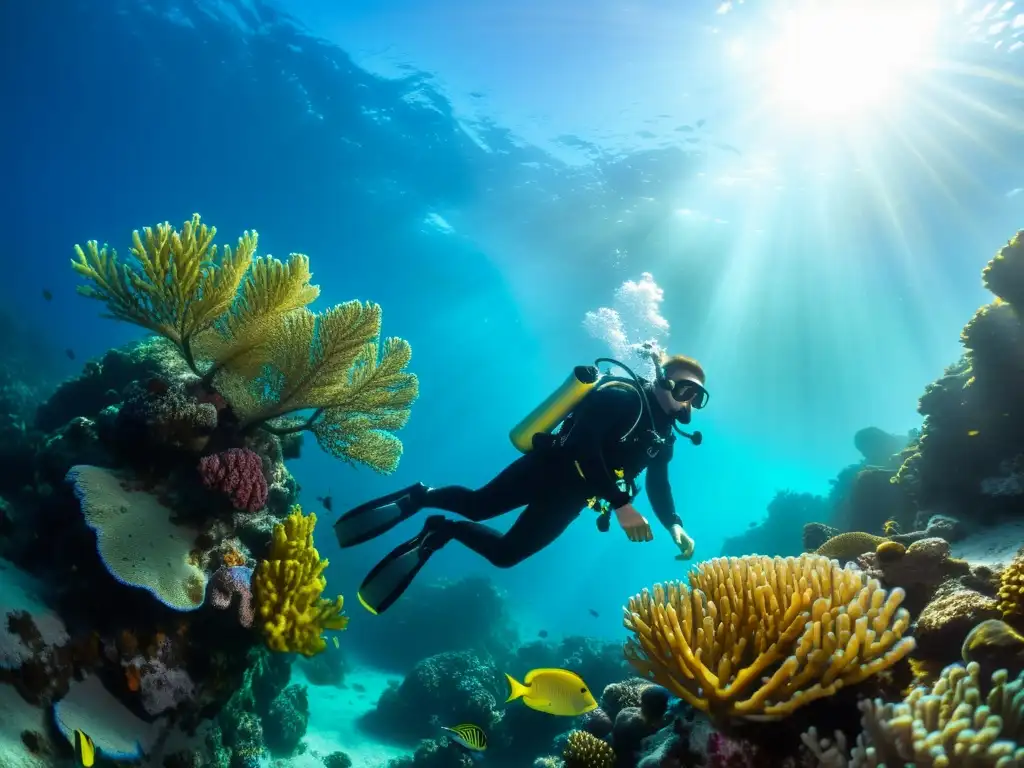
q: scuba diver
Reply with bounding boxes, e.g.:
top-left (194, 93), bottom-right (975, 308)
top-left (334, 348), bottom-right (708, 615)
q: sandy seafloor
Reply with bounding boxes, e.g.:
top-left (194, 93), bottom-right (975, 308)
top-left (280, 664), bottom-right (412, 768)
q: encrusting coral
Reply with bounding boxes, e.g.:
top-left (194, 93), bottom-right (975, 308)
top-left (815, 532), bottom-right (889, 562)
top-left (252, 505), bottom-right (347, 657)
top-left (72, 213), bottom-right (418, 474)
top-left (562, 729), bottom-right (615, 768)
top-left (623, 554), bottom-right (915, 720)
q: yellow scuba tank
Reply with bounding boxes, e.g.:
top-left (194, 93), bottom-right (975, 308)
top-left (509, 365), bottom-right (601, 453)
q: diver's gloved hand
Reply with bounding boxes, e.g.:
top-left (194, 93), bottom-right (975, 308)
top-left (614, 504), bottom-right (653, 543)
top-left (670, 524), bottom-right (695, 560)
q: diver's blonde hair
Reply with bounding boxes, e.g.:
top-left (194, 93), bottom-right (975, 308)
top-left (660, 353), bottom-right (705, 381)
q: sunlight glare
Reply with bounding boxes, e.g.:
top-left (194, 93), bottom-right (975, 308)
top-left (762, 3), bottom-right (942, 121)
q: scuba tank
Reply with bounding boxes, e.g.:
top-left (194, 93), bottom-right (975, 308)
top-left (509, 355), bottom-right (703, 453)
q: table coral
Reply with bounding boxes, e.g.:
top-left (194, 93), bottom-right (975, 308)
top-left (252, 506), bottom-right (347, 656)
top-left (624, 554), bottom-right (915, 720)
top-left (66, 465), bottom-right (207, 611)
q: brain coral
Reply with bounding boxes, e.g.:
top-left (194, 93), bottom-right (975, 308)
top-left (66, 465), bottom-right (207, 611)
top-left (563, 730), bottom-right (614, 768)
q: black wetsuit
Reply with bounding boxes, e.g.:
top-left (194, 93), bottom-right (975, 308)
top-left (422, 381), bottom-right (683, 567)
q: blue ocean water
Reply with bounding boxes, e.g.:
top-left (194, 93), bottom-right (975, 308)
top-left (4, 1), bottom-right (1024, 763)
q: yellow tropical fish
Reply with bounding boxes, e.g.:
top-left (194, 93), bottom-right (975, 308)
top-left (505, 668), bottom-right (598, 716)
top-left (442, 723), bottom-right (487, 752)
top-left (74, 729), bottom-right (96, 767)
top-left (331, 636), bottom-right (339, 650)
top-left (882, 519), bottom-right (900, 536)
top-left (967, 429), bottom-right (980, 437)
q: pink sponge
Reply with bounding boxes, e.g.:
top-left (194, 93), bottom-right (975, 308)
top-left (198, 448), bottom-right (268, 513)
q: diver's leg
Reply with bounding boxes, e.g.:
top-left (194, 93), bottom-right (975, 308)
top-left (422, 452), bottom-right (550, 522)
top-left (434, 497), bottom-right (582, 568)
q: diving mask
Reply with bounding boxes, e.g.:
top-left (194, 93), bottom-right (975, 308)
top-left (658, 375), bottom-right (709, 409)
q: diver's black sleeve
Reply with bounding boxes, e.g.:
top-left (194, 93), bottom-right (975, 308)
top-left (646, 438), bottom-right (682, 530)
top-left (560, 386), bottom-right (637, 507)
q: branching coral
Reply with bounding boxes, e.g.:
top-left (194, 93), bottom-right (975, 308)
top-left (252, 506), bottom-right (347, 657)
top-left (854, 661), bottom-right (1024, 767)
top-left (623, 554), bottom-right (915, 720)
top-left (72, 214), bottom-right (418, 473)
top-left (562, 730), bottom-right (614, 768)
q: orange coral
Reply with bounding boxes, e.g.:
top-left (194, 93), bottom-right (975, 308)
top-left (118, 630), bottom-right (139, 657)
top-left (222, 547), bottom-right (246, 567)
top-left (125, 664), bottom-right (141, 692)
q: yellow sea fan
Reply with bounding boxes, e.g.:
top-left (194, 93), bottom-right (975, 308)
top-left (216, 303), bottom-right (418, 474)
top-left (193, 253), bottom-right (320, 380)
top-left (72, 214), bottom-right (255, 371)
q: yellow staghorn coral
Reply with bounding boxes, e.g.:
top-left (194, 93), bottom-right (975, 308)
top-left (72, 214), bottom-right (258, 372)
top-left (252, 505), bottom-right (348, 657)
top-left (562, 730), bottom-right (615, 768)
top-left (623, 554), bottom-right (915, 720)
top-left (72, 215), bottom-right (418, 474)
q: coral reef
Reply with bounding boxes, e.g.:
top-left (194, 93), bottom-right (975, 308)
top-left (0, 210), bottom-right (420, 768)
top-left (624, 554), bottom-right (915, 719)
top-left (893, 233), bottom-right (1024, 520)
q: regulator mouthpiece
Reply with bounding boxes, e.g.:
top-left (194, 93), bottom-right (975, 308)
top-left (678, 430), bottom-right (702, 446)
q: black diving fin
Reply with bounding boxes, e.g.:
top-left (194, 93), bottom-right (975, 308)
top-left (333, 483), bottom-right (429, 548)
top-left (356, 518), bottom-right (447, 615)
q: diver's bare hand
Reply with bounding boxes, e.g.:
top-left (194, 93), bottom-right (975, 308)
top-left (614, 504), bottom-right (653, 542)
top-left (670, 524), bottom-right (695, 560)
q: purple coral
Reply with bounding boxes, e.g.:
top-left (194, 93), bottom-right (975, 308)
top-left (199, 448), bottom-right (268, 512)
top-left (707, 732), bottom-right (759, 768)
top-left (207, 566), bottom-right (255, 628)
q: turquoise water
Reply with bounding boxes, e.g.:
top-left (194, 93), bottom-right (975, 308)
top-left (4, 1), bottom-right (1024, 765)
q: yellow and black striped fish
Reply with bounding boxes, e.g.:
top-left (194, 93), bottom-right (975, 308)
top-left (74, 729), bottom-right (96, 767)
top-left (442, 723), bottom-right (487, 752)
